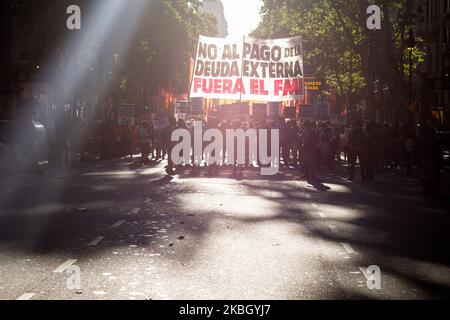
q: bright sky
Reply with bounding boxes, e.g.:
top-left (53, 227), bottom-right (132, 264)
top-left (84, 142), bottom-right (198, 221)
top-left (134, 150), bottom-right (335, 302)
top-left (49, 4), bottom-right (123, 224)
top-left (222, 0), bottom-right (262, 38)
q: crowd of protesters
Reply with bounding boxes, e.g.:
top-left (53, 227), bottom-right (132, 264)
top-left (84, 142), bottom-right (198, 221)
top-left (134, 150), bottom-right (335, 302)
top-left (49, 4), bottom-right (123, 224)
top-left (132, 117), bottom-right (442, 195)
top-left (2, 100), bottom-right (442, 195)
top-left (50, 113), bottom-right (442, 195)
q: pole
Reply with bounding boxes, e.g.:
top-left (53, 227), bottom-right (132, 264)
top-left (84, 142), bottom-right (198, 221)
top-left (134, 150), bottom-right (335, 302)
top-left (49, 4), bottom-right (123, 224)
top-left (188, 35), bottom-right (201, 102)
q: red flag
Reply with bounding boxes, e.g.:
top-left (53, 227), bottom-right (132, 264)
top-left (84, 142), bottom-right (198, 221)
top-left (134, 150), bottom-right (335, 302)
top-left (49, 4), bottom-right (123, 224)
top-left (165, 81), bottom-right (175, 115)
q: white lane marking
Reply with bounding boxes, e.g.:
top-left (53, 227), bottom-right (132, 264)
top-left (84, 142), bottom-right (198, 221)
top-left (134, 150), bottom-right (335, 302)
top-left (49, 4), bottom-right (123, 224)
top-left (318, 212), bottom-right (327, 218)
top-left (111, 220), bottom-right (125, 228)
top-left (329, 225), bottom-right (338, 233)
top-left (311, 203), bottom-right (319, 209)
top-left (88, 236), bottom-right (105, 246)
top-left (128, 208), bottom-right (141, 215)
top-left (54, 259), bottom-right (77, 273)
top-left (341, 243), bottom-right (357, 255)
top-left (16, 293), bottom-right (34, 300)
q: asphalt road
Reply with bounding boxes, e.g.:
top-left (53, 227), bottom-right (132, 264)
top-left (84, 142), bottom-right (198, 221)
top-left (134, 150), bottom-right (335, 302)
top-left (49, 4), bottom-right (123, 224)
top-left (0, 159), bottom-right (449, 300)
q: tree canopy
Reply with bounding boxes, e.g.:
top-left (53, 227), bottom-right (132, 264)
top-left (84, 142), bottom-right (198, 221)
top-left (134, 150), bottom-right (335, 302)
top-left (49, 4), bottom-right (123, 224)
top-left (253, 0), bottom-right (425, 120)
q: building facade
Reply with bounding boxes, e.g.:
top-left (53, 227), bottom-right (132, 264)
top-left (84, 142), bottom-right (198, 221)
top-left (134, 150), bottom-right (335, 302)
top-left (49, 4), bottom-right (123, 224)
top-left (201, 0), bottom-right (228, 38)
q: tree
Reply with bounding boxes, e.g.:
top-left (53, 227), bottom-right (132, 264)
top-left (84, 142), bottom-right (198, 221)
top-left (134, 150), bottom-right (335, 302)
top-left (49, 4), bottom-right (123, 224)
top-left (253, 0), bottom-right (425, 123)
top-left (3, 0), bottom-right (217, 114)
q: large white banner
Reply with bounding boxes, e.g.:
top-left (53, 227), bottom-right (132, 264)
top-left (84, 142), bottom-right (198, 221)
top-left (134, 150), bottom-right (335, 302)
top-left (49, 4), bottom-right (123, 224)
top-left (190, 35), bottom-right (304, 102)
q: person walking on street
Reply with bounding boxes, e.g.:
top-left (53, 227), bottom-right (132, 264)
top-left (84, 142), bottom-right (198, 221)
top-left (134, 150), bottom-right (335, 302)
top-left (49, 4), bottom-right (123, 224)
top-left (165, 117), bottom-right (178, 175)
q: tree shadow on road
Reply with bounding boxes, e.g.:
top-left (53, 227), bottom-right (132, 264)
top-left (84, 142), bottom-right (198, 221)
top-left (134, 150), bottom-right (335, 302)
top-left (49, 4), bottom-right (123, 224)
top-left (0, 159), bottom-right (449, 299)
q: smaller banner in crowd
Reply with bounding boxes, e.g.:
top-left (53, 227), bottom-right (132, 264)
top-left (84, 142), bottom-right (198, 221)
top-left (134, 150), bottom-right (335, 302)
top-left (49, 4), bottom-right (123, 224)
top-left (268, 102), bottom-right (281, 119)
top-left (175, 101), bottom-right (190, 114)
top-left (190, 35), bottom-right (304, 102)
top-left (118, 104), bottom-right (136, 126)
top-left (299, 104), bottom-right (316, 123)
top-left (221, 103), bottom-right (250, 121)
top-left (298, 102), bottom-right (332, 123)
top-left (316, 102), bottom-right (331, 121)
top-left (190, 98), bottom-right (204, 116)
